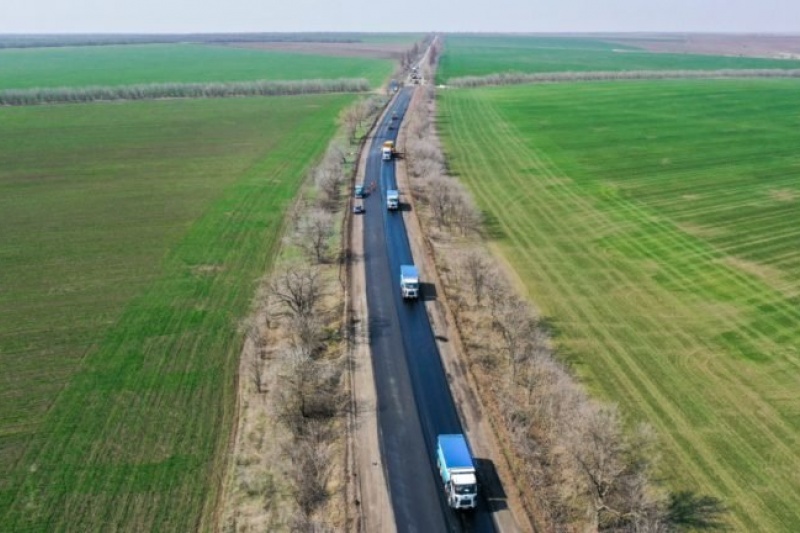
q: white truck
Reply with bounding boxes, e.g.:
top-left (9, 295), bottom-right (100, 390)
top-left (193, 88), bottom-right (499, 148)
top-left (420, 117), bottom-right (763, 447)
top-left (436, 434), bottom-right (478, 510)
top-left (399, 265), bottom-right (419, 299)
top-left (386, 189), bottom-right (399, 210)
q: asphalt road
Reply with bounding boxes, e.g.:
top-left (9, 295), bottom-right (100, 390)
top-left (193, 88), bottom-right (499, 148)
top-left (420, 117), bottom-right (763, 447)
top-left (362, 87), bottom-right (497, 533)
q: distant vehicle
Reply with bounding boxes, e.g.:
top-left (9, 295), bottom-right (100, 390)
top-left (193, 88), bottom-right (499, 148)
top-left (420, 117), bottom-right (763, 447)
top-left (392, 112), bottom-right (398, 120)
top-left (353, 203), bottom-right (364, 214)
top-left (354, 184), bottom-right (365, 198)
top-left (386, 189), bottom-right (399, 210)
top-left (436, 434), bottom-right (478, 510)
top-left (400, 265), bottom-right (419, 299)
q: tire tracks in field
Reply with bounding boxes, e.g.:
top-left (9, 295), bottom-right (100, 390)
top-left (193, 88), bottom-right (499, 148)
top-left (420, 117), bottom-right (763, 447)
top-left (441, 88), bottom-right (800, 530)
top-left (466, 92), bottom-right (800, 528)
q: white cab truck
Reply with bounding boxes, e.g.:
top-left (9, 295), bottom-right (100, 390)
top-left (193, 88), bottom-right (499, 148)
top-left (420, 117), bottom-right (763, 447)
top-left (436, 434), bottom-right (478, 510)
top-left (386, 189), bottom-right (399, 210)
top-left (399, 265), bottom-right (419, 299)
top-left (381, 140), bottom-right (396, 161)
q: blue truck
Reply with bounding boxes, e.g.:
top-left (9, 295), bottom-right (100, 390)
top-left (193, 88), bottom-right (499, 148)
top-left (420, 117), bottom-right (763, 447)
top-left (436, 434), bottom-right (478, 510)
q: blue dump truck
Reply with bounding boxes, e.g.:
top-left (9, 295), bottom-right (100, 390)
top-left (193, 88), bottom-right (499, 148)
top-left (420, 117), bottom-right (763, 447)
top-left (436, 434), bottom-right (478, 510)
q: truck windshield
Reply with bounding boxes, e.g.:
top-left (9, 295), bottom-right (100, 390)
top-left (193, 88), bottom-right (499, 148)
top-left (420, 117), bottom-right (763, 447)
top-left (455, 483), bottom-right (476, 495)
top-left (405, 282), bottom-right (418, 290)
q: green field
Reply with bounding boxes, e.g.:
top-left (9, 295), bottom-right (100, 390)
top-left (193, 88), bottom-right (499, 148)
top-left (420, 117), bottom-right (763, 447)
top-left (0, 94), bottom-right (354, 530)
top-left (0, 43), bottom-right (393, 90)
top-left (439, 80), bottom-right (800, 531)
top-left (438, 35), bottom-right (800, 81)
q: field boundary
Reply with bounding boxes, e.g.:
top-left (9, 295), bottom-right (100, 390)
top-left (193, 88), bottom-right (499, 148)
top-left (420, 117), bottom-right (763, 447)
top-left (0, 78), bottom-right (371, 106)
top-left (448, 68), bottom-right (800, 87)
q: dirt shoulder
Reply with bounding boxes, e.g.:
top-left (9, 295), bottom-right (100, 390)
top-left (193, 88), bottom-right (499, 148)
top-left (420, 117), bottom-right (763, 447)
top-left (347, 104), bottom-right (397, 533)
top-left (396, 88), bottom-right (532, 533)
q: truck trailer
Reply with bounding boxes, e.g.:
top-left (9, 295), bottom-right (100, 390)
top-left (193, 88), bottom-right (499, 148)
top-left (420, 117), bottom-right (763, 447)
top-left (399, 265), bottom-right (419, 299)
top-left (436, 434), bottom-right (478, 510)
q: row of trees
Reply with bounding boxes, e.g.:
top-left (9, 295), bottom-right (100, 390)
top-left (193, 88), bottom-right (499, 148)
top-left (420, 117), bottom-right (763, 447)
top-left (404, 84), bottom-right (482, 235)
top-left (0, 78), bottom-right (371, 106)
top-left (235, 92), bottom-right (387, 529)
top-left (339, 96), bottom-right (385, 144)
top-left (448, 68), bottom-right (800, 88)
top-left (402, 47), bottom-right (727, 531)
top-left (0, 33), bottom-right (362, 49)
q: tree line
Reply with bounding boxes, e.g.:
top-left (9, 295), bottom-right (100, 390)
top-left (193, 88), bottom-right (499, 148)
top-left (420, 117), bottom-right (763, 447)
top-left (0, 78), bottom-right (370, 106)
top-left (449, 68), bottom-right (800, 88)
top-left (0, 33), bottom-right (363, 49)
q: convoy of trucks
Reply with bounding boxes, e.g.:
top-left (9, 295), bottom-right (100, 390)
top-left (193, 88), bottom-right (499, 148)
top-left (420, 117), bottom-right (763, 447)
top-left (399, 264), bottom-right (419, 299)
top-left (366, 99), bottom-right (480, 516)
top-left (436, 434), bottom-right (479, 510)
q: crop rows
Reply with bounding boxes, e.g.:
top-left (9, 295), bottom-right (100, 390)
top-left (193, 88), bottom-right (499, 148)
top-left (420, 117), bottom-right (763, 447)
top-left (0, 95), bottom-right (354, 530)
top-left (437, 35), bottom-right (800, 82)
top-left (439, 80), bottom-right (800, 531)
top-left (0, 43), bottom-right (393, 90)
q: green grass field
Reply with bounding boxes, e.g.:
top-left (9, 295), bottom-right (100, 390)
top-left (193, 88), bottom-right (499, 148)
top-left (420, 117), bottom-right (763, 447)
top-left (438, 35), bottom-right (800, 82)
top-left (439, 80), bottom-right (800, 531)
top-left (0, 43), bottom-right (393, 90)
top-left (0, 94), bottom-right (354, 530)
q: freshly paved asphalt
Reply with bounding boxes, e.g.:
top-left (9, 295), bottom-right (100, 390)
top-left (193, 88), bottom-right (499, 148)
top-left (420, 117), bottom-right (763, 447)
top-left (362, 87), bottom-right (497, 533)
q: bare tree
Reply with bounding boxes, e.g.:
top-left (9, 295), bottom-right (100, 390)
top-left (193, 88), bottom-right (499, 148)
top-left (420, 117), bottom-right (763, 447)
top-left (269, 266), bottom-right (322, 320)
top-left (484, 270), bottom-right (509, 326)
top-left (564, 406), bottom-right (666, 531)
top-left (452, 190), bottom-right (482, 236)
top-left (250, 350), bottom-right (266, 394)
top-left (315, 163), bottom-right (344, 212)
top-left (289, 310), bottom-right (324, 358)
top-left (460, 250), bottom-right (490, 306)
top-left (340, 106), bottom-right (360, 144)
top-left (286, 428), bottom-right (332, 516)
top-left (297, 210), bottom-right (334, 264)
top-left (496, 296), bottom-right (537, 379)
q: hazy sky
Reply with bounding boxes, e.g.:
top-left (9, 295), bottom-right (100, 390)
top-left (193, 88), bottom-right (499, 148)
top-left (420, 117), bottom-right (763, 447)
top-left (2, 0), bottom-right (799, 34)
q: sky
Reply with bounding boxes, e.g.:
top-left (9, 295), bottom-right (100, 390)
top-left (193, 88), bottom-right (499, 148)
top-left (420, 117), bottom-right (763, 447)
top-left (2, 0), bottom-right (799, 34)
